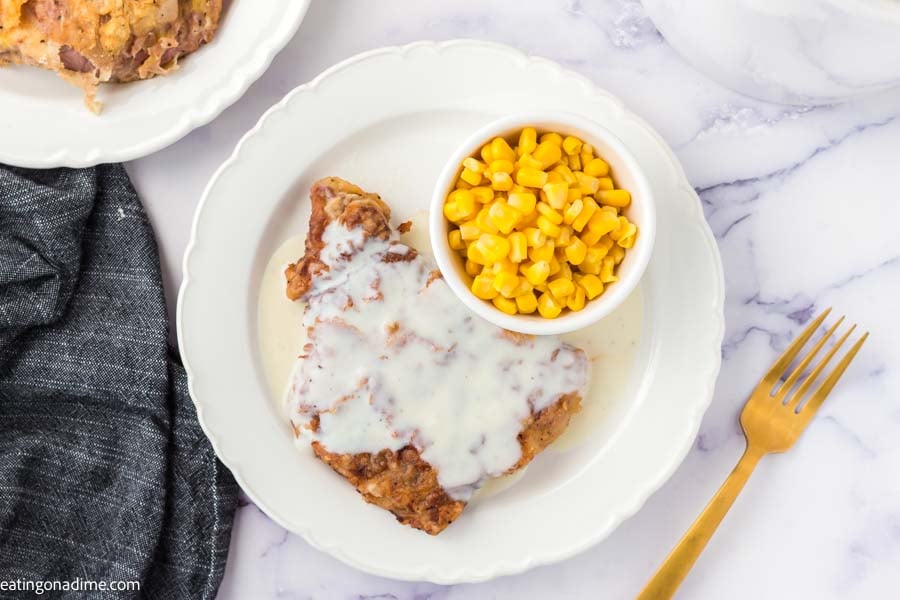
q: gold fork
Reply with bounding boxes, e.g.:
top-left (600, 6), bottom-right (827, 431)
top-left (637, 308), bottom-right (868, 600)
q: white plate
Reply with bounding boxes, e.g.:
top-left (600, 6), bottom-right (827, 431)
top-left (0, 0), bottom-right (310, 168)
top-left (178, 40), bottom-right (725, 584)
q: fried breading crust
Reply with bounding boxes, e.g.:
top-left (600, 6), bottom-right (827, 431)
top-left (286, 177), bottom-right (582, 535)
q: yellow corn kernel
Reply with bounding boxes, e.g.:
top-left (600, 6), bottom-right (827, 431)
top-left (493, 259), bottom-right (519, 275)
top-left (563, 199), bottom-right (583, 225)
top-left (459, 220), bottom-right (482, 241)
top-left (539, 132), bottom-right (563, 146)
top-left (463, 157), bottom-right (485, 172)
top-left (507, 190), bottom-right (537, 215)
top-left (508, 232), bottom-right (528, 263)
top-left (566, 188), bottom-right (583, 203)
top-left (471, 274), bottom-right (498, 299)
top-left (579, 274), bottom-right (604, 299)
top-left (490, 137), bottom-right (516, 162)
top-left (520, 210), bottom-right (540, 228)
top-left (491, 171), bottom-right (514, 192)
top-left (455, 178), bottom-right (472, 190)
top-left (559, 260), bottom-right (573, 281)
top-left (580, 145), bottom-right (593, 167)
top-left (580, 228), bottom-right (604, 247)
top-left (611, 245), bottom-right (626, 265)
top-left (460, 168), bottom-right (482, 186)
top-left (557, 225), bottom-right (572, 245)
top-left (565, 238), bottom-right (587, 265)
top-left (562, 136), bottom-right (583, 156)
top-left (491, 295), bottom-right (516, 315)
top-left (587, 209), bottom-right (619, 237)
top-left (600, 255), bottom-right (618, 283)
top-left (515, 292), bottom-right (538, 314)
top-left (548, 256), bottom-right (561, 276)
top-left (515, 168), bottom-right (549, 189)
top-left (488, 201), bottom-right (521, 234)
top-left (571, 198), bottom-right (598, 232)
top-left (546, 171), bottom-right (564, 184)
top-left (532, 141), bottom-right (563, 169)
top-left (480, 143), bottom-right (493, 163)
top-left (575, 172), bottom-right (601, 195)
top-left (578, 254), bottom-right (601, 275)
top-left (537, 292), bottom-right (563, 319)
top-left (448, 229), bottom-right (465, 250)
top-left (510, 277), bottom-right (533, 297)
top-left (475, 207), bottom-right (498, 234)
top-left (548, 277), bottom-right (574, 298)
top-left (465, 259), bottom-right (481, 277)
top-left (552, 164), bottom-right (577, 185)
top-left (610, 216), bottom-right (637, 242)
top-left (516, 153), bottom-right (544, 171)
top-left (567, 285), bottom-right (586, 311)
top-left (443, 193), bottom-right (477, 223)
top-left (518, 127), bottom-right (538, 156)
top-left (471, 233), bottom-right (510, 264)
top-left (537, 215), bottom-right (562, 238)
top-left (470, 186), bottom-right (494, 204)
top-left (534, 282), bottom-right (549, 294)
top-left (490, 159), bottom-right (515, 174)
top-left (618, 229), bottom-right (637, 249)
top-left (536, 202), bottom-right (563, 225)
top-left (518, 229), bottom-right (541, 249)
top-left (528, 240), bottom-right (555, 263)
top-left (568, 153), bottom-right (581, 171)
top-left (523, 260), bottom-right (551, 285)
top-left (597, 189), bottom-right (631, 208)
top-left (492, 272), bottom-right (520, 298)
top-left (597, 177), bottom-right (614, 191)
top-left (584, 157), bottom-right (610, 177)
top-left (542, 182), bottom-right (568, 209)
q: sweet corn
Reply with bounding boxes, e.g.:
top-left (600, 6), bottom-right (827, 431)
top-left (567, 285), bottom-right (586, 311)
top-left (562, 136), bottom-right (582, 156)
top-left (537, 215), bottom-right (562, 238)
top-left (584, 158), bottom-right (610, 177)
top-left (448, 229), bottom-right (465, 250)
top-left (515, 292), bottom-right (538, 314)
top-left (537, 292), bottom-right (563, 318)
top-left (488, 201), bottom-right (521, 234)
top-left (492, 295), bottom-right (518, 315)
top-left (562, 199), bottom-right (583, 225)
top-left (491, 171), bottom-right (514, 192)
top-left (565, 238), bottom-right (587, 265)
top-left (536, 202), bottom-right (563, 225)
top-left (460, 168), bottom-right (482, 186)
top-left (490, 159), bottom-right (515, 174)
top-left (539, 132), bottom-right (563, 146)
top-left (597, 189), bottom-right (631, 208)
top-left (515, 168), bottom-right (549, 189)
top-left (518, 127), bottom-right (538, 156)
top-left (508, 232), bottom-right (528, 263)
top-left (523, 227), bottom-right (545, 247)
top-left (491, 137), bottom-right (516, 162)
top-left (571, 198), bottom-right (598, 232)
top-left (471, 275), bottom-right (498, 299)
top-left (548, 278), bottom-right (575, 298)
top-left (523, 261), bottom-right (550, 285)
top-left (492, 272), bottom-right (520, 298)
top-left (529, 240), bottom-right (555, 263)
top-left (533, 141), bottom-right (562, 169)
top-left (542, 182), bottom-right (568, 209)
top-left (600, 255), bottom-right (618, 283)
top-left (579, 274), bottom-right (604, 299)
top-left (444, 127), bottom-right (637, 317)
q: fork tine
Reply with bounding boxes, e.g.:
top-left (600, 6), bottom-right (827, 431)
top-left (786, 324), bottom-right (856, 410)
top-left (799, 332), bottom-right (868, 417)
top-left (764, 308), bottom-right (831, 384)
top-left (774, 316), bottom-right (844, 401)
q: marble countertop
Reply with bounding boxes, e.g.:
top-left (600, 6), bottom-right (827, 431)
top-left (126, 1), bottom-right (900, 598)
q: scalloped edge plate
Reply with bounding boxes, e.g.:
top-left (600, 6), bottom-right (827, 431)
top-left (178, 40), bottom-right (725, 584)
top-left (0, 0), bottom-right (310, 168)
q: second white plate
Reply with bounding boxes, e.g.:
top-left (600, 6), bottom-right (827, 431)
top-left (178, 40), bottom-right (724, 584)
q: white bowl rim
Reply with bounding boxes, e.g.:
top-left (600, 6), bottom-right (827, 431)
top-left (429, 110), bottom-right (657, 335)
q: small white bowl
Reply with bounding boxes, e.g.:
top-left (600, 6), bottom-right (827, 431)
top-left (429, 112), bottom-right (656, 335)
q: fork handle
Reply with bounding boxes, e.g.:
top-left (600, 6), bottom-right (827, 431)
top-left (636, 444), bottom-right (766, 600)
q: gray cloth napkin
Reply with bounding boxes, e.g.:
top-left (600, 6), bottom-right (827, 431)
top-left (0, 164), bottom-right (237, 599)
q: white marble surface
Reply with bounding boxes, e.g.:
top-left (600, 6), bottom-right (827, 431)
top-left (126, 1), bottom-right (900, 598)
